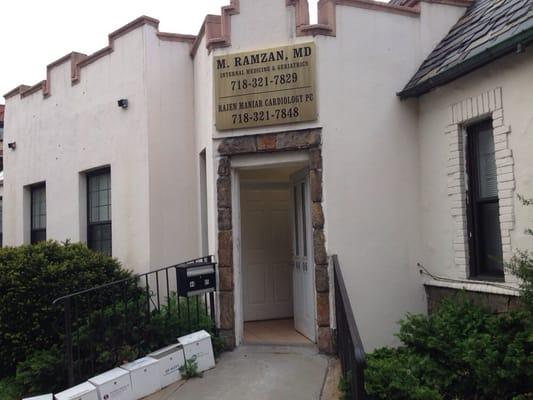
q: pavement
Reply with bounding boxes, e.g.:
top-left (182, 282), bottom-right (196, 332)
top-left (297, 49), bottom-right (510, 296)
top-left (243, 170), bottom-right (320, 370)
top-left (146, 345), bottom-right (331, 400)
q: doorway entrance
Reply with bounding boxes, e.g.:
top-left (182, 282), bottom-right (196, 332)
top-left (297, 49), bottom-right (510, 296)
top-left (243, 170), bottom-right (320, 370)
top-left (216, 129), bottom-right (332, 352)
top-left (238, 165), bottom-right (316, 345)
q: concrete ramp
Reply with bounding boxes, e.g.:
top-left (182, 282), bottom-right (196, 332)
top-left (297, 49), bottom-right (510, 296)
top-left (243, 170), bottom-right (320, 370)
top-left (147, 345), bottom-right (330, 400)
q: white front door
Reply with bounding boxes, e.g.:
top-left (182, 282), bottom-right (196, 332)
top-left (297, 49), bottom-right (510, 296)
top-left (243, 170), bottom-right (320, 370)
top-left (241, 185), bottom-right (293, 321)
top-left (291, 172), bottom-right (316, 342)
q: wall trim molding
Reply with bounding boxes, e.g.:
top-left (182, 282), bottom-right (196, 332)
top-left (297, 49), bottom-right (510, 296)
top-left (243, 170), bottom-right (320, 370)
top-left (446, 87), bottom-right (515, 279)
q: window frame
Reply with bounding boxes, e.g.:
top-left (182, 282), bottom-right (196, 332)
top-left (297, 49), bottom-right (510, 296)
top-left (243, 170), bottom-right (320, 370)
top-left (30, 183), bottom-right (46, 244)
top-left (465, 119), bottom-right (504, 280)
top-left (86, 167), bottom-right (112, 256)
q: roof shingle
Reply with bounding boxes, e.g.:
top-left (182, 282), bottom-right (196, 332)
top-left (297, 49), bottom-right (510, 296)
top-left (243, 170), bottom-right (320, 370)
top-left (399, 0), bottom-right (533, 98)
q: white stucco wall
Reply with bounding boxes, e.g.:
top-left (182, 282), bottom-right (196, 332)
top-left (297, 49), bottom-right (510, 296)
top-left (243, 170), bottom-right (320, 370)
top-left (196, 0), bottom-right (444, 350)
top-left (315, 5), bottom-right (427, 350)
top-left (4, 27), bottom-right (151, 272)
top-left (418, 50), bottom-right (533, 283)
top-left (3, 24), bottom-right (201, 274)
top-left (144, 28), bottom-right (200, 270)
top-left (6, 0), bottom-right (523, 352)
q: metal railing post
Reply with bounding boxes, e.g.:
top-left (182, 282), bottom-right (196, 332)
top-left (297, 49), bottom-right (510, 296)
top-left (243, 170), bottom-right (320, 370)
top-left (63, 298), bottom-right (75, 387)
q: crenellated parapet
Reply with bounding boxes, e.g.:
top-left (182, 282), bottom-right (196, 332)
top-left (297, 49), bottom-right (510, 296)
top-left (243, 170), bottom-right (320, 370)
top-left (3, 16), bottom-right (195, 101)
top-left (4, 0), bottom-right (431, 101)
top-left (190, 0), bottom-right (240, 56)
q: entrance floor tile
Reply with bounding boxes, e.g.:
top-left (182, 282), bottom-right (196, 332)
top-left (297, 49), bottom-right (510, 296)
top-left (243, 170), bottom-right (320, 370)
top-left (147, 345), bottom-right (329, 400)
top-left (243, 318), bottom-right (312, 345)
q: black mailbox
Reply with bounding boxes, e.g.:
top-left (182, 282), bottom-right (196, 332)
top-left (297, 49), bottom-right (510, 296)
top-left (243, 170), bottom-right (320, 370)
top-left (177, 262), bottom-right (216, 297)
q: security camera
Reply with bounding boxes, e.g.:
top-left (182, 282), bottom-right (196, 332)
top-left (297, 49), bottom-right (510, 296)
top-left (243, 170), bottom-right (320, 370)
top-left (117, 99), bottom-right (128, 109)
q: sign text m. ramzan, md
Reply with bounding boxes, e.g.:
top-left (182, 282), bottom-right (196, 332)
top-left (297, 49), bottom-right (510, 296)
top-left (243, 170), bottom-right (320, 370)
top-left (214, 43), bottom-right (317, 130)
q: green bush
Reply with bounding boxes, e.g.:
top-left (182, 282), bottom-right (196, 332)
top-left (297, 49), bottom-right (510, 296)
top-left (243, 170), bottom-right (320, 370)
top-left (366, 196), bottom-right (533, 399)
top-left (365, 297), bottom-right (532, 400)
top-left (0, 241), bottom-right (220, 398)
top-left (0, 241), bottom-right (132, 378)
top-left (69, 293), bottom-right (219, 379)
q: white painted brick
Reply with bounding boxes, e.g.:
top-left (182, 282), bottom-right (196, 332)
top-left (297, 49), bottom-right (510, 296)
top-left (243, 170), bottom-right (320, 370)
top-left (496, 157), bottom-right (514, 167)
top-left (455, 251), bottom-right (466, 259)
top-left (499, 197), bottom-right (514, 207)
top-left (501, 229), bottom-right (510, 237)
top-left (492, 108), bottom-right (504, 119)
top-left (498, 180), bottom-right (515, 190)
top-left (488, 90), bottom-right (495, 110)
top-left (466, 99), bottom-right (473, 119)
top-left (452, 104), bottom-right (461, 123)
top-left (494, 87), bottom-right (502, 109)
top-left (453, 242), bottom-right (466, 252)
top-left (502, 236), bottom-right (511, 245)
top-left (449, 150), bottom-right (463, 160)
top-left (447, 165), bottom-right (462, 175)
top-left (501, 222), bottom-right (514, 230)
top-left (494, 140), bottom-right (508, 151)
top-left (449, 141), bottom-right (462, 152)
top-left (500, 214), bottom-right (514, 223)
top-left (455, 257), bottom-right (467, 265)
top-left (502, 244), bottom-right (512, 253)
top-left (497, 172), bottom-right (514, 183)
top-left (475, 95), bottom-right (483, 113)
top-left (447, 182), bottom-right (462, 191)
top-left (492, 117), bottom-right (504, 128)
top-left (461, 101), bottom-right (469, 121)
top-left (454, 236), bottom-right (467, 245)
top-left (451, 208), bottom-right (464, 217)
top-left (451, 200), bottom-right (465, 209)
top-left (448, 132), bottom-right (460, 142)
top-left (481, 92), bottom-right (489, 114)
top-left (498, 165), bottom-right (514, 175)
top-left (499, 189), bottom-right (514, 199)
top-left (493, 134), bottom-right (508, 144)
top-left (495, 149), bottom-right (512, 159)
top-left (499, 205), bottom-right (514, 214)
top-left (448, 187), bottom-right (462, 196)
top-left (494, 125), bottom-right (511, 135)
top-left (445, 124), bottom-right (459, 134)
top-left (472, 97), bottom-right (479, 117)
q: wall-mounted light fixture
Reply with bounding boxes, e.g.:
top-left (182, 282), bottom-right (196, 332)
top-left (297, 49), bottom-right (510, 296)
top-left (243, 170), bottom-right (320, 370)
top-left (7, 142), bottom-right (16, 150)
top-left (117, 99), bottom-right (129, 109)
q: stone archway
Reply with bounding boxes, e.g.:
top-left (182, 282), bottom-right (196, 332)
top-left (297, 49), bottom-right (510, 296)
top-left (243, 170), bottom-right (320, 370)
top-left (215, 128), bottom-right (333, 352)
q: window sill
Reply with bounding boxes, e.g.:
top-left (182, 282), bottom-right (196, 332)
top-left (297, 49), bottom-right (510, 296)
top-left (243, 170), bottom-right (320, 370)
top-left (424, 279), bottom-right (520, 297)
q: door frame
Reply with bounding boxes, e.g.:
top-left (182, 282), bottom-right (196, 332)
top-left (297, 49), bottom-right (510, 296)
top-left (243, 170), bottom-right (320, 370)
top-left (215, 128), bottom-right (332, 352)
top-left (231, 152), bottom-right (310, 345)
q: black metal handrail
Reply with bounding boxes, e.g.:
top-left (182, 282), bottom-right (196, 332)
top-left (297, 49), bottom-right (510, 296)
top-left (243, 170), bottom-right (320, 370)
top-left (52, 255), bottom-right (217, 388)
top-left (332, 254), bottom-right (366, 400)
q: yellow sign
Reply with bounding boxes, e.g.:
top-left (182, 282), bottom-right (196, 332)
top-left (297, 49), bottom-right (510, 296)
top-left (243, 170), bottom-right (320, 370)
top-left (214, 43), bottom-right (317, 130)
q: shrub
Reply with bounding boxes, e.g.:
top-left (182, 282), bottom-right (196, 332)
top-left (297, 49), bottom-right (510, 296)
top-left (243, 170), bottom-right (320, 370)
top-left (69, 293), bottom-right (218, 379)
top-left (365, 297), bottom-right (532, 400)
top-left (0, 241), bottom-right (221, 398)
top-left (0, 241), bottom-right (132, 378)
top-left (14, 346), bottom-right (65, 395)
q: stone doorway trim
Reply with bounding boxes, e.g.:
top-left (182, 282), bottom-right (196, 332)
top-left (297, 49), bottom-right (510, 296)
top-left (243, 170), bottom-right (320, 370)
top-left (216, 128), bottom-right (332, 352)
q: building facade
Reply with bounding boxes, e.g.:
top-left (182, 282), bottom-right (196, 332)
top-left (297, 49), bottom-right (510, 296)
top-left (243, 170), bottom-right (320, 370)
top-left (3, 0), bottom-right (533, 351)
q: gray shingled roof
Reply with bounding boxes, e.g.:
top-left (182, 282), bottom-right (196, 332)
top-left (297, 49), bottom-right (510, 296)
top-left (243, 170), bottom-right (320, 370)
top-left (399, 0), bottom-right (533, 99)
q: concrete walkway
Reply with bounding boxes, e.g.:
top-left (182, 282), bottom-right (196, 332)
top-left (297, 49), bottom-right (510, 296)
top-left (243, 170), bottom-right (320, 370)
top-left (147, 345), bottom-right (330, 400)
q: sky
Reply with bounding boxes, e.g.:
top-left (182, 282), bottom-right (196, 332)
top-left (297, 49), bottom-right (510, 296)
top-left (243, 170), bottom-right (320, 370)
top-left (0, 0), bottom-right (382, 99)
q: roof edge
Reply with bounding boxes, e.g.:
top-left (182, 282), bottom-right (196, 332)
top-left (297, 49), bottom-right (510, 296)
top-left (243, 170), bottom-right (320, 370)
top-left (4, 16), bottom-right (197, 100)
top-left (398, 25), bottom-right (533, 99)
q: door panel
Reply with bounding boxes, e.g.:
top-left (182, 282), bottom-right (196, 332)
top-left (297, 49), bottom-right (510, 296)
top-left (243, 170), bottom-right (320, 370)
top-left (242, 186), bottom-right (293, 321)
top-left (291, 173), bottom-right (316, 342)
